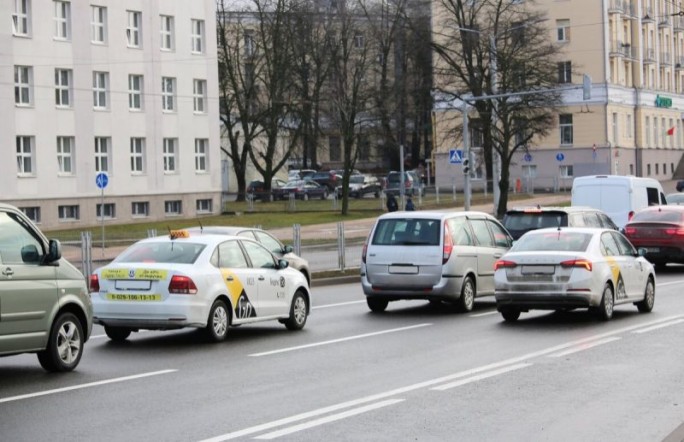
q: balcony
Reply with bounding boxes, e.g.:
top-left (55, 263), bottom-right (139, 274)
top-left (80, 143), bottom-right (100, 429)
top-left (608, 0), bottom-right (624, 14)
top-left (659, 16), bottom-right (671, 28)
top-left (643, 47), bottom-right (656, 63)
top-left (674, 16), bottom-right (684, 32)
top-left (675, 56), bottom-right (684, 69)
top-left (661, 52), bottom-right (673, 66)
top-left (610, 41), bottom-right (637, 58)
top-left (642, 7), bottom-right (654, 23)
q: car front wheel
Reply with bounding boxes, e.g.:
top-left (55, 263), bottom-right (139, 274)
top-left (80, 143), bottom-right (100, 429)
top-left (636, 278), bottom-right (655, 313)
top-left (284, 291), bottom-right (308, 331)
top-left (37, 312), bottom-right (84, 372)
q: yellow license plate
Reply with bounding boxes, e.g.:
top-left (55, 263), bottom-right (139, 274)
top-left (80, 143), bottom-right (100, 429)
top-left (106, 294), bottom-right (162, 302)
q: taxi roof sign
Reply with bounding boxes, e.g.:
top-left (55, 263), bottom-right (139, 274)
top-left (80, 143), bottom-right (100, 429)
top-left (169, 229), bottom-right (190, 239)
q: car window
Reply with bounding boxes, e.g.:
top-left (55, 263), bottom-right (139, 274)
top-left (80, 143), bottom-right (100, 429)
top-left (600, 232), bottom-right (621, 256)
top-left (598, 213), bottom-right (618, 229)
top-left (568, 213), bottom-right (585, 227)
top-left (242, 240), bottom-right (277, 269)
top-left (646, 187), bottom-right (660, 206)
top-left (611, 232), bottom-right (636, 256)
top-left (0, 212), bottom-right (44, 265)
top-left (470, 219), bottom-right (495, 247)
top-left (254, 231), bottom-right (283, 254)
top-left (217, 240), bottom-right (249, 268)
top-left (238, 231), bottom-right (257, 240)
top-left (583, 212), bottom-right (602, 227)
top-left (631, 209), bottom-right (684, 222)
top-left (447, 217), bottom-right (473, 246)
top-left (511, 231), bottom-right (592, 252)
top-left (116, 242), bottom-right (205, 264)
top-left (487, 220), bottom-right (511, 248)
top-left (372, 218), bottom-right (440, 246)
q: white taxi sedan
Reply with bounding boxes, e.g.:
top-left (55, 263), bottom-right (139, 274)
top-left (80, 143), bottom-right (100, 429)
top-left (89, 231), bottom-right (311, 342)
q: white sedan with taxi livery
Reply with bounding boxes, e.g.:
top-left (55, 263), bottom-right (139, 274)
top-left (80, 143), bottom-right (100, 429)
top-left (89, 230), bottom-right (311, 342)
top-left (494, 227), bottom-right (655, 322)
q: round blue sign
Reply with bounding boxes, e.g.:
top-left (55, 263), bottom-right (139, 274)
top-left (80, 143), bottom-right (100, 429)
top-left (523, 153), bottom-right (532, 162)
top-left (556, 153), bottom-right (565, 162)
top-left (95, 172), bottom-right (109, 189)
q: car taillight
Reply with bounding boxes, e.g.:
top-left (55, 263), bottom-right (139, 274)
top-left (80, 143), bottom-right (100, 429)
top-left (89, 274), bottom-right (100, 292)
top-left (443, 222), bottom-right (453, 264)
top-left (169, 275), bottom-right (198, 294)
top-left (665, 227), bottom-right (684, 235)
top-left (628, 211), bottom-right (634, 221)
top-left (560, 259), bottom-right (592, 271)
top-left (624, 226), bottom-right (636, 235)
top-left (362, 243), bottom-right (368, 264)
top-left (494, 260), bottom-right (517, 271)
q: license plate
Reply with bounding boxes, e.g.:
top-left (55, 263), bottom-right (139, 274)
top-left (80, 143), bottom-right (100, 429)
top-left (106, 294), bottom-right (162, 302)
top-left (115, 280), bottom-right (152, 290)
top-left (645, 247), bottom-right (660, 253)
top-left (521, 265), bottom-right (555, 274)
top-left (389, 265), bottom-right (418, 274)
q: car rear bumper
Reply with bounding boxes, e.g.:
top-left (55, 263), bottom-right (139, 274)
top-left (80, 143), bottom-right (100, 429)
top-left (91, 295), bottom-right (208, 329)
top-left (361, 273), bottom-right (464, 301)
top-left (495, 290), bottom-right (597, 310)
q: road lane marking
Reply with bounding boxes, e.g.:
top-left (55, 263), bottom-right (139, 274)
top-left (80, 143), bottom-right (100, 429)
top-left (632, 318), bottom-right (684, 334)
top-left (656, 280), bottom-right (684, 288)
top-left (469, 311), bottom-right (499, 318)
top-left (0, 369), bottom-right (177, 404)
top-left (249, 323), bottom-right (432, 357)
top-left (548, 337), bottom-right (622, 358)
top-left (431, 363), bottom-right (532, 391)
top-left (254, 399), bottom-right (405, 440)
top-left (312, 300), bottom-right (365, 310)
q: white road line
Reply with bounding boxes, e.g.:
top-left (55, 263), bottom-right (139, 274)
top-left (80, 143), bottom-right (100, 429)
top-left (548, 337), bottom-right (622, 358)
top-left (656, 280), bottom-right (684, 288)
top-left (0, 369), bottom-right (177, 404)
top-left (249, 323), bottom-right (432, 357)
top-left (254, 399), bottom-right (405, 440)
top-left (632, 318), bottom-right (684, 334)
top-left (90, 329), bottom-right (149, 340)
top-left (312, 300), bottom-right (365, 310)
top-left (469, 311), bottom-right (499, 318)
top-left (431, 363), bottom-right (532, 391)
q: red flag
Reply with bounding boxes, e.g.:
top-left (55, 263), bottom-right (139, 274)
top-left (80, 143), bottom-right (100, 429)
top-left (667, 126), bottom-right (676, 136)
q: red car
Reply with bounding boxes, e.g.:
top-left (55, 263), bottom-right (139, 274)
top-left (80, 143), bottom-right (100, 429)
top-left (623, 205), bottom-right (684, 269)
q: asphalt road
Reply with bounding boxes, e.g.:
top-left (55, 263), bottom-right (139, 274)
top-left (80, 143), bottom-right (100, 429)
top-left (2, 269), bottom-right (684, 441)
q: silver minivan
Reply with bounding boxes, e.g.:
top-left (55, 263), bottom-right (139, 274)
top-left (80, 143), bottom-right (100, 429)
top-left (361, 211), bottom-right (513, 312)
top-left (0, 203), bottom-right (92, 371)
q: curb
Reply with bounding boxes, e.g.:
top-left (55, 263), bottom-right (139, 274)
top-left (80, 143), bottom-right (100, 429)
top-left (311, 275), bottom-right (360, 287)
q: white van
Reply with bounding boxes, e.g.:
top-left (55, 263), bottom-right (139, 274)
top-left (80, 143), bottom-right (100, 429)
top-left (571, 175), bottom-right (667, 228)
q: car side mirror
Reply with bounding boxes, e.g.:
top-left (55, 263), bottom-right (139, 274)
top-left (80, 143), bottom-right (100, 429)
top-left (45, 239), bottom-right (62, 263)
top-left (637, 247), bottom-right (647, 257)
top-left (278, 259), bottom-right (289, 270)
top-left (283, 244), bottom-right (294, 254)
top-left (21, 244), bottom-right (40, 263)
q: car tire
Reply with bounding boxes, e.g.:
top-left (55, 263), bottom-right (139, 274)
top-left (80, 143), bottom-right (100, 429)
top-left (636, 278), bottom-right (655, 313)
top-left (367, 297), bottom-right (388, 313)
top-left (37, 312), bottom-right (84, 372)
top-left (458, 276), bottom-right (475, 312)
top-left (105, 326), bottom-right (132, 342)
top-left (204, 299), bottom-right (230, 342)
top-left (284, 290), bottom-right (308, 331)
top-left (597, 283), bottom-right (614, 321)
top-left (500, 308), bottom-right (521, 322)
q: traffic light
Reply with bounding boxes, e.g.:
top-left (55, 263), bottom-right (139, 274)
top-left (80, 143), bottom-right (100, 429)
top-left (462, 158), bottom-right (470, 174)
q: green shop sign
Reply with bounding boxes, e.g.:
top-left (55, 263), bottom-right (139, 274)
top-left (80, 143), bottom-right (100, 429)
top-left (655, 95), bottom-right (673, 108)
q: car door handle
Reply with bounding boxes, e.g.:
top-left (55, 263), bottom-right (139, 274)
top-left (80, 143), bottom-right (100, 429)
top-left (226, 276), bottom-right (234, 282)
top-left (494, 254), bottom-right (502, 259)
top-left (258, 276), bottom-right (265, 281)
top-left (2, 267), bottom-right (13, 276)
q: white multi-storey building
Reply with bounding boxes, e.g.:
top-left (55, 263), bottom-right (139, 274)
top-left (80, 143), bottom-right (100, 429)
top-left (2, 0), bottom-right (221, 229)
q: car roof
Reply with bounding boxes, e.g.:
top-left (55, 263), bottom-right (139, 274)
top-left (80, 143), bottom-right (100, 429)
top-left (523, 227), bottom-right (612, 235)
top-left (376, 210), bottom-right (497, 221)
top-left (142, 232), bottom-right (243, 245)
top-left (506, 206), bottom-right (599, 213)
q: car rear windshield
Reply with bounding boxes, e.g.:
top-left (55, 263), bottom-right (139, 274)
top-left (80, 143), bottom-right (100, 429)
top-left (372, 218), bottom-right (441, 246)
top-left (350, 176), bottom-right (365, 184)
top-left (511, 231), bottom-right (592, 252)
top-left (631, 210), bottom-right (684, 223)
top-left (115, 242), bottom-right (206, 264)
top-left (503, 211), bottom-right (569, 230)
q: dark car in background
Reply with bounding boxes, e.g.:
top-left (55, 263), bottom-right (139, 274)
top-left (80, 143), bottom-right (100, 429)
top-left (335, 174), bottom-right (381, 198)
top-left (273, 180), bottom-right (329, 201)
top-left (247, 178), bottom-right (287, 202)
top-left (383, 171), bottom-right (424, 197)
top-left (502, 206), bottom-right (619, 240)
top-left (311, 171), bottom-right (342, 191)
top-left (624, 205), bottom-right (684, 269)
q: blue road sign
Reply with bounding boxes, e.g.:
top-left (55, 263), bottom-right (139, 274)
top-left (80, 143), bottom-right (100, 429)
top-left (95, 172), bottom-right (109, 189)
top-left (523, 153), bottom-right (532, 162)
top-left (556, 152), bottom-right (565, 162)
top-left (449, 149), bottom-right (463, 164)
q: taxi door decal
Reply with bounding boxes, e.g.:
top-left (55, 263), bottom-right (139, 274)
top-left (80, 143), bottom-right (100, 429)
top-left (220, 269), bottom-right (257, 319)
top-left (605, 257), bottom-right (627, 300)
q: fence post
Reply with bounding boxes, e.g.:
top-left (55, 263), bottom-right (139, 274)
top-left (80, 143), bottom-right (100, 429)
top-left (436, 186), bottom-right (440, 203)
top-left (147, 229), bottom-right (157, 238)
top-left (293, 224), bottom-right (301, 257)
top-left (247, 193), bottom-right (255, 212)
top-left (288, 193), bottom-right (296, 212)
top-left (80, 231), bottom-right (92, 279)
top-left (337, 222), bottom-right (345, 271)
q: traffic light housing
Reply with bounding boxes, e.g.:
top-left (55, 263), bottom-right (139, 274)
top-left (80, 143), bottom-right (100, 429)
top-left (462, 158), bottom-right (470, 174)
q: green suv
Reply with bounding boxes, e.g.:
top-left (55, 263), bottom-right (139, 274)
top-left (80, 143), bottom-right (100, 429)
top-left (0, 203), bottom-right (92, 371)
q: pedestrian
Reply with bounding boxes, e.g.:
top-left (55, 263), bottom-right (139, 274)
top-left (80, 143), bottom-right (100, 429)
top-left (386, 193), bottom-right (398, 212)
top-left (405, 197), bottom-right (415, 211)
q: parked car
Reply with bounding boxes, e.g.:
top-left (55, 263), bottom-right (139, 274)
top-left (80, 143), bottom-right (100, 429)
top-left (0, 203), bottom-right (93, 371)
top-left (494, 227), bottom-right (655, 322)
top-left (336, 174), bottom-right (382, 199)
top-left (677, 180), bottom-right (684, 192)
top-left (623, 205), bottom-right (684, 269)
top-left (288, 169), bottom-right (317, 181)
top-left (666, 193), bottom-right (684, 205)
top-left (185, 226), bottom-right (311, 284)
top-left (383, 171), bottom-right (424, 197)
top-left (311, 171), bottom-right (342, 191)
top-left (361, 210), bottom-right (513, 312)
top-left (332, 168), bottom-right (362, 177)
top-left (273, 180), bottom-right (329, 200)
top-left (89, 230), bottom-right (311, 342)
top-left (502, 206), bottom-right (619, 241)
top-left (247, 178), bottom-right (288, 202)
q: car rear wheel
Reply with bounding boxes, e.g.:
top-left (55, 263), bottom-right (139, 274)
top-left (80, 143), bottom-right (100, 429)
top-left (500, 308), bottom-right (521, 322)
top-left (597, 283), bottom-right (614, 321)
top-left (367, 297), bottom-right (388, 313)
top-left (284, 291), bottom-right (308, 331)
top-left (458, 276), bottom-right (475, 312)
top-left (204, 299), bottom-right (229, 342)
top-left (636, 278), bottom-right (655, 313)
top-left (37, 312), bottom-right (84, 372)
top-left (105, 326), bottom-right (132, 342)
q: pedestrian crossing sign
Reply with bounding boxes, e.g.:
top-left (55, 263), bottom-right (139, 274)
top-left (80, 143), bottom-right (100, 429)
top-left (449, 149), bottom-right (463, 164)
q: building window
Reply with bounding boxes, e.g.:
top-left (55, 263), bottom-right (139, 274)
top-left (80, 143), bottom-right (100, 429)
top-left (559, 165), bottom-right (573, 177)
top-left (160, 15), bottom-right (174, 50)
top-left (94, 137), bottom-right (110, 173)
top-left (196, 199), bottom-right (212, 213)
top-left (626, 115), bottom-right (633, 138)
top-left (522, 164), bottom-right (537, 178)
top-left (96, 203), bottom-right (115, 220)
top-left (91, 5), bottom-right (107, 44)
top-left (558, 61), bottom-right (572, 83)
top-left (193, 79), bottom-right (207, 113)
top-left (164, 200), bottom-right (182, 216)
top-left (56, 136), bottom-right (74, 175)
top-left (354, 33), bottom-right (364, 48)
top-left (329, 136), bottom-right (341, 161)
top-left (93, 71), bottom-right (109, 109)
top-left (16, 136), bottom-right (34, 175)
top-left (130, 137), bottom-right (145, 174)
top-left (53, 1), bottom-right (70, 40)
top-left (12, 0), bottom-right (31, 36)
top-left (612, 112), bottom-right (618, 142)
top-left (21, 207), bottom-right (41, 223)
top-left (645, 116), bottom-right (651, 146)
top-left (654, 117), bottom-right (659, 147)
top-left (55, 68), bottom-right (72, 107)
top-left (191, 19), bottom-right (205, 53)
top-left (131, 202), bottom-right (149, 217)
top-left (647, 164), bottom-right (651, 175)
top-left (244, 30), bottom-right (256, 56)
top-left (656, 163), bottom-right (660, 174)
top-left (126, 10), bottom-right (141, 48)
top-left (195, 139), bottom-right (208, 172)
top-left (559, 114), bottom-right (573, 145)
top-left (163, 138), bottom-right (177, 173)
top-left (128, 74), bottom-right (143, 110)
top-left (556, 19), bottom-right (570, 42)
top-left (58, 205), bottom-right (79, 221)
top-left (162, 77), bottom-right (176, 111)
top-left (14, 65), bottom-right (32, 106)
